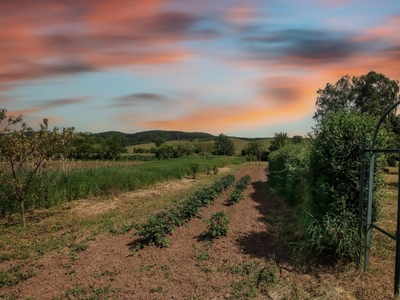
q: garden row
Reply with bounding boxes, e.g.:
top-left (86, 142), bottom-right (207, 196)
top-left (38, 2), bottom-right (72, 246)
top-left (133, 174), bottom-right (252, 250)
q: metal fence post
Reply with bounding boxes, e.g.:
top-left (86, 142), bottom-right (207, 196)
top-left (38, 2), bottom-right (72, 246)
top-left (394, 146), bottom-right (400, 295)
top-left (358, 136), bottom-right (366, 266)
top-left (364, 152), bottom-right (375, 271)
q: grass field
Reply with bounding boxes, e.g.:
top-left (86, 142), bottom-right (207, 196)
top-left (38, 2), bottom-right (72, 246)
top-left (0, 156), bottom-right (245, 217)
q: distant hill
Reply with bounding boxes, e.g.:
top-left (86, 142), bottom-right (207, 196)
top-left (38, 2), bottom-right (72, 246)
top-left (94, 130), bottom-right (215, 146)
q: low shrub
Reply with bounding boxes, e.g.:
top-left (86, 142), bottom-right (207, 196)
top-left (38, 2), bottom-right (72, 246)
top-left (226, 190), bottom-right (244, 205)
top-left (201, 211), bottom-right (231, 240)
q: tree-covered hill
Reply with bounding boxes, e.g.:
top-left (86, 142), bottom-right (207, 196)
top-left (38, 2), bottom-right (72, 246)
top-left (94, 130), bottom-right (215, 146)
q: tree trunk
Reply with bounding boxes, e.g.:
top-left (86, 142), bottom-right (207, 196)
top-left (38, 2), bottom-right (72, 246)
top-left (20, 199), bottom-right (26, 227)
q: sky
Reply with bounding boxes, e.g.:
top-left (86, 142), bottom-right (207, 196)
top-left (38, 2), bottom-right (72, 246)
top-left (0, 0), bottom-right (399, 138)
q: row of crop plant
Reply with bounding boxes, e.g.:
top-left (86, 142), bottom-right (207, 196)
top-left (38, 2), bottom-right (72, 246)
top-left (132, 175), bottom-right (236, 251)
top-left (200, 175), bottom-right (252, 240)
top-left (226, 174), bottom-right (251, 206)
top-left (133, 174), bottom-right (253, 250)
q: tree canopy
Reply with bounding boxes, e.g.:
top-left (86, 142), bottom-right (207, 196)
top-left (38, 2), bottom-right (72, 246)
top-left (268, 132), bottom-right (288, 152)
top-left (213, 133), bottom-right (235, 156)
top-left (314, 71), bottom-right (400, 122)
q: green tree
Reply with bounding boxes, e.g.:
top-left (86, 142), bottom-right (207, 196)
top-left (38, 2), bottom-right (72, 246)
top-left (98, 134), bottom-right (127, 160)
top-left (176, 142), bottom-right (195, 157)
top-left (291, 135), bottom-right (304, 144)
top-left (213, 133), bottom-right (235, 156)
top-left (155, 144), bottom-right (176, 159)
top-left (246, 139), bottom-right (264, 165)
top-left (155, 138), bottom-right (165, 147)
top-left (268, 132), bottom-right (288, 152)
top-left (314, 70), bottom-right (400, 122)
top-left (0, 109), bottom-right (76, 227)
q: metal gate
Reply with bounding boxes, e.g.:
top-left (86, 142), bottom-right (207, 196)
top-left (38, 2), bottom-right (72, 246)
top-left (359, 100), bottom-right (400, 295)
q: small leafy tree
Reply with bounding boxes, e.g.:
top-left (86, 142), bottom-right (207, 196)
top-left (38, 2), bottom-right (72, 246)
top-left (291, 135), bottom-right (304, 144)
top-left (213, 133), bottom-right (235, 156)
top-left (155, 138), bottom-right (165, 147)
top-left (0, 109), bottom-right (76, 227)
top-left (268, 132), bottom-right (288, 152)
top-left (98, 134), bottom-right (127, 160)
top-left (246, 139), bottom-right (264, 165)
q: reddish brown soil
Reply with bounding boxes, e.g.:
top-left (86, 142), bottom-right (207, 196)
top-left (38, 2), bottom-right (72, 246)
top-left (0, 165), bottom-right (396, 299)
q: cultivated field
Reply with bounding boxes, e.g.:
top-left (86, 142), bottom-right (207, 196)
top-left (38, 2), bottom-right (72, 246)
top-left (0, 161), bottom-right (397, 299)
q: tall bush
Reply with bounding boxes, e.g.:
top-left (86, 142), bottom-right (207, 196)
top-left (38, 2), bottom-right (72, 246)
top-left (268, 143), bottom-right (310, 206)
top-left (306, 111), bottom-right (389, 260)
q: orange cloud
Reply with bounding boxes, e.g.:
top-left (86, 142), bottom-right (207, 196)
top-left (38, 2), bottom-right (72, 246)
top-left (128, 74), bottom-right (317, 134)
top-left (0, 0), bottom-right (199, 89)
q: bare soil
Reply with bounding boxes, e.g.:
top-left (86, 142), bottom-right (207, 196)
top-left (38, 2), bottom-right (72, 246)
top-left (0, 164), bottom-right (396, 299)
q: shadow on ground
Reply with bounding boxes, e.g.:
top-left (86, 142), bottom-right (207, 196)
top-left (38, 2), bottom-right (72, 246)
top-left (235, 177), bottom-right (301, 265)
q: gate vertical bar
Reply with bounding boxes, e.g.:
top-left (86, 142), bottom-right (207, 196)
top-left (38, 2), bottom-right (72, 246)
top-left (358, 136), bottom-right (366, 266)
top-left (364, 152), bottom-right (375, 271)
top-left (394, 146), bottom-right (400, 295)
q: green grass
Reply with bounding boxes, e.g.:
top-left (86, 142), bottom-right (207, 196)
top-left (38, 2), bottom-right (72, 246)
top-left (0, 156), bottom-right (245, 216)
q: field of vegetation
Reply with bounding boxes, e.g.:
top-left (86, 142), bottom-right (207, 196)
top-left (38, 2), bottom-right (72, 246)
top-left (0, 160), bottom-right (398, 299)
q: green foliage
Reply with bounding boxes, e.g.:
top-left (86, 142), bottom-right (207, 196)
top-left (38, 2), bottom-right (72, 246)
top-left (235, 175), bottom-right (251, 191)
top-left (268, 132), bottom-right (288, 152)
top-left (212, 165), bottom-right (219, 175)
top-left (314, 70), bottom-right (400, 122)
top-left (0, 109), bottom-right (76, 226)
top-left (213, 133), bottom-right (235, 156)
top-left (226, 175), bottom-right (251, 205)
top-left (0, 156), bottom-right (244, 217)
top-left (133, 175), bottom-right (235, 251)
top-left (134, 215), bottom-right (174, 249)
top-left (387, 155), bottom-right (397, 167)
top-left (155, 144), bottom-right (176, 159)
top-left (96, 130), bottom-right (214, 146)
top-left (99, 134), bottom-right (127, 160)
top-left (201, 211), bottom-right (231, 240)
top-left (155, 138), bottom-right (166, 147)
top-left (155, 142), bottom-right (195, 159)
top-left (245, 140), bottom-right (264, 164)
top-left (307, 111), bottom-right (390, 259)
top-left (268, 143), bottom-right (310, 206)
top-left (0, 266), bottom-right (39, 288)
top-left (190, 163), bottom-right (200, 179)
top-left (226, 190), bottom-right (244, 205)
top-left (291, 135), bottom-right (304, 144)
top-left (68, 133), bottom-right (127, 160)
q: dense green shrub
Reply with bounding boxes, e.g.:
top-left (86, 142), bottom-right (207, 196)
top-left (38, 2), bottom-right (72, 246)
top-left (268, 143), bottom-right (310, 206)
top-left (307, 111), bottom-right (389, 260)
